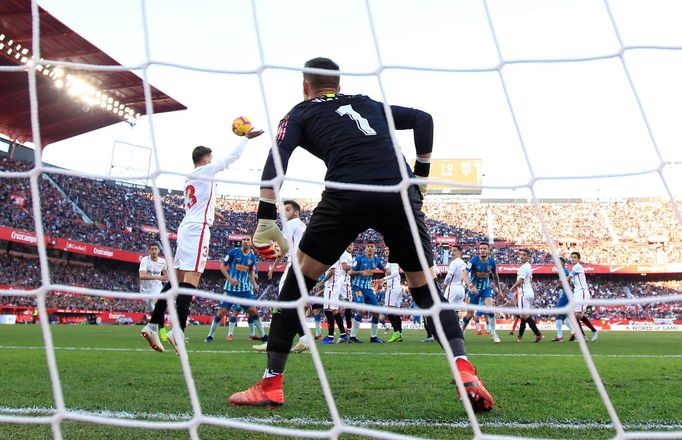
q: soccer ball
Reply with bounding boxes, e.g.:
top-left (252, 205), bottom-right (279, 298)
top-left (232, 116), bottom-right (252, 136)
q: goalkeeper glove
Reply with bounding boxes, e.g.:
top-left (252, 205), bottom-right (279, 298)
top-left (253, 219), bottom-right (288, 259)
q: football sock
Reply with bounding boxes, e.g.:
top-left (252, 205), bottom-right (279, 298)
top-left (380, 319), bottom-right (387, 329)
top-left (371, 315), bottom-right (379, 337)
top-left (325, 310), bottom-right (335, 336)
top-left (149, 282), bottom-right (172, 326)
top-left (475, 319), bottom-right (481, 332)
top-left (511, 318), bottom-right (519, 333)
top-left (519, 320), bottom-right (527, 338)
top-left (527, 317), bottom-right (541, 336)
top-left (351, 314), bottom-right (362, 337)
top-left (253, 315), bottom-right (266, 338)
top-left (388, 314), bottom-right (402, 333)
top-left (148, 323), bottom-right (158, 332)
top-left (228, 316), bottom-right (237, 335)
top-left (564, 317), bottom-right (574, 334)
top-left (314, 314), bottom-right (322, 337)
top-left (462, 316), bottom-right (471, 331)
top-left (176, 283), bottom-right (195, 331)
top-left (208, 315), bottom-right (221, 338)
top-left (334, 313), bottom-right (346, 335)
top-left (581, 316), bottom-right (597, 331)
top-left (344, 308), bottom-right (353, 329)
top-left (266, 271), bottom-right (316, 357)
top-left (488, 313), bottom-right (496, 335)
top-left (410, 282), bottom-right (466, 357)
top-left (577, 319), bottom-right (586, 336)
top-left (555, 318), bottom-right (563, 338)
top-left (248, 314), bottom-right (256, 337)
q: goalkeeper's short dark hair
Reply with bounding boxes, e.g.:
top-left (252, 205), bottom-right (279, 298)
top-left (571, 251), bottom-right (581, 259)
top-left (303, 57), bottom-right (340, 90)
top-left (192, 146), bottom-right (212, 165)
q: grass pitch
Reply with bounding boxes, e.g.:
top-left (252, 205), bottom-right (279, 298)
top-left (0, 325), bottom-right (681, 439)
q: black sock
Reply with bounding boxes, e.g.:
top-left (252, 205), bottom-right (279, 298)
top-left (324, 310), bottom-right (335, 336)
top-left (526, 317), bottom-right (540, 336)
top-left (176, 283), bottom-right (195, 331)
top-left (581, 316), bottom-right (597, 331)
top-left (519, 320), bottom-right (527, 338)
top-left (334, 313), bottom-right (346, 335)
top-left (150, 282), bottom-right (172, 326)
top-left (266, 271), bottom-right (317, 367)
top-left (462, 316), bottom-right (470, 332)
top-left (344, 308), bottom-right (353, 329)
top-left (388, 314), bottom-right (402, 333)
top-left (410, 282), bottom-right (465, 356)
top-left (578, 319), bottom-right (586, 335)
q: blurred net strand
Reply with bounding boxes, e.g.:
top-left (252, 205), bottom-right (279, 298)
top-left (485, 0), bottom-right (626, 437)
top-left (601, 0), bottom-right (682, 232)
top-left (2, 0), bottom-right (680, 439)
top-left (4, 42), bottom-right (682, 76)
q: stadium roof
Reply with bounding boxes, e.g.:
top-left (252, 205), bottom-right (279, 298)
top-left (0, 0), bottom-right (186, 146)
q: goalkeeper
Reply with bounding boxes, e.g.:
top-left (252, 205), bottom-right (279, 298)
top-left (229, 57), bottom-right (493, 412)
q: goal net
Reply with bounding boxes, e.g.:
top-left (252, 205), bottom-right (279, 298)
top-left (1, 0), bottom-right (681, 439)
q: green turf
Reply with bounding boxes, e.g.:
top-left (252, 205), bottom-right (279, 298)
top-left (0, 325), bottom-right (680, 439)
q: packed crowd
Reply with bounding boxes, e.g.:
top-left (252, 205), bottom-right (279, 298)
top-left (0, 252), bottom-right (277, 316)
top-left (0, 252), bottom-right (679, 321)
top-left (2, 157), bottom-right (681, 264)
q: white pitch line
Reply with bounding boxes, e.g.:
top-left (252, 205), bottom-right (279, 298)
top-left (0, 406), bottom-right (681, 432)
top-left (0, 345), bottom-right (680, 359)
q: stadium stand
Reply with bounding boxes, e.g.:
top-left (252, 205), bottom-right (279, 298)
top-left (2, 156), bottom-right (681, 264)
top-left (1, 154), bottom-right (679, 323)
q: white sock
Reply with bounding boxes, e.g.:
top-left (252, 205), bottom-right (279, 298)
top-left (253, 317), bottom-right (265, 337)
top-left (299, 334), bottom-right (309, 346)
top-left (556, 319), bottom-right (563, 338)
top-left (228, 320), bottom-right (236, 336)
top-left (208, 319), bottom-right (219, 338)
top-left (248, 321), bottom-right (256, 337)
top-left (371, 323), bottom-right (378, 338)
top-left (148, 323), bottom-right (158, 332)
top-left (315, 319), bottom-right (321, 337)
top-left (564, 318), bottom-right (574, 334)
top-left (488, 315), bottom-right (496, 335)
top-left (351, 319), bottom-right (361, 337)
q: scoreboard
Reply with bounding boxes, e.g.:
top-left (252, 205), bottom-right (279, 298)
top-left (412, 159), bottom-right (482, 195)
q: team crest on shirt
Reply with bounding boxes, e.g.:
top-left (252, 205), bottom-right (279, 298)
top-left (276, 115), bottom-right (289, 143)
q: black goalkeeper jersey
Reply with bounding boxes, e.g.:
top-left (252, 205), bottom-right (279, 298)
top-left (260, 93), bottom-right (433, 187)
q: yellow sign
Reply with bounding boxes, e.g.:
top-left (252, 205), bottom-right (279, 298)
top-left (413, 159), bottom-right (482, 194)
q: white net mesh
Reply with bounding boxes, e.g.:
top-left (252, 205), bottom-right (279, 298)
top-left (1, 0), bottom-right (681, 439)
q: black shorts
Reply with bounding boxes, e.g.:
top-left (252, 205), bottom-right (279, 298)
top-left (298, 186), bottom-right (433, 272)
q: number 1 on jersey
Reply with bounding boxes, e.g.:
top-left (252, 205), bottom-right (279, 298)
top-left (336, 104), bottom-right (377, 136)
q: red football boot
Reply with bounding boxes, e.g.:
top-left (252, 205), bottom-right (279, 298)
top-left (229, 375), bottom-right (284, 407)
top-left (454, 358), bottom-right (494, 413)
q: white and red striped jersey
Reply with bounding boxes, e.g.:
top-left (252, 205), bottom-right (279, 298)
top-left (444, 257), bottom-right (466, 287)
top-left (284, 218), bottom-right (306, 253)
top-left (570, 262), bottom-right (589, 291)
top-left (384, 262), bottom-right (401, 294)
top-left (333, 250), bottom-right (353, 290)
top-left (180, 139), bottom-right (247, 227)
